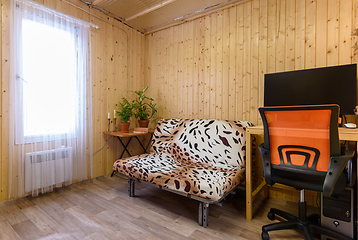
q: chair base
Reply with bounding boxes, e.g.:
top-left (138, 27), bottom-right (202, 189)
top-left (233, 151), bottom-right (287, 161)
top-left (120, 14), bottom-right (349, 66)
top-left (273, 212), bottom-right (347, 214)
top-left (262, 207), bottom-right (353, 240)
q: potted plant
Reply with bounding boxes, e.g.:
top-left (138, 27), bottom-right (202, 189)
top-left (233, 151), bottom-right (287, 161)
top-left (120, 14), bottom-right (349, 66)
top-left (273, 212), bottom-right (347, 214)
top-left (116, 97), bottom-right (134, 133)
top-left (132, 87), bottom-right (157, 128)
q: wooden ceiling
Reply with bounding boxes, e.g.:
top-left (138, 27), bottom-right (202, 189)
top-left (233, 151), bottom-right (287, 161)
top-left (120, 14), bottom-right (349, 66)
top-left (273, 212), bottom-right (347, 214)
top-left (82, 0), bottom-right (245, 34)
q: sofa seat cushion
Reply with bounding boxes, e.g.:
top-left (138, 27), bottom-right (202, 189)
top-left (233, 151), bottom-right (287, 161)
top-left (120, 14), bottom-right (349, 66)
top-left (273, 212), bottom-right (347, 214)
top-left (113, 151), bottom-right (244, 201)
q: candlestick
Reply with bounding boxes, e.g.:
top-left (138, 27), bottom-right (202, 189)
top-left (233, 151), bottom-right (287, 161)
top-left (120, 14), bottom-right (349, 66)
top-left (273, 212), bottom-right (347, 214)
top-left (108, 118), bottom-right (111, 132)
top-left (114, 110), bottom-right (116, 118)
top-left (114, 118), bottom-right (117, 131)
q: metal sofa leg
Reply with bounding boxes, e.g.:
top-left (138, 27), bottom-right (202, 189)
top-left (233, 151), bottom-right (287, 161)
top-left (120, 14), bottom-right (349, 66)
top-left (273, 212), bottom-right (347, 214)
top-left (202, 202), bottom-right (209, 227)
top-left (128, 178), bottom-right (135, 197)
top-left (199, 203), bottom-right (203, 226)
top-left (198, 202), bottom-right (210, 227)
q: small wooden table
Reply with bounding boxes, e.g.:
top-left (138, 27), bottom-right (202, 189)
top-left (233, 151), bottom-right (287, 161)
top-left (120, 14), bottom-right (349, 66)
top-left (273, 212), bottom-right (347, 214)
top-left (104, 131), bottom-right (154, 176)
top-left (104, 131), bottom-right (154, 158)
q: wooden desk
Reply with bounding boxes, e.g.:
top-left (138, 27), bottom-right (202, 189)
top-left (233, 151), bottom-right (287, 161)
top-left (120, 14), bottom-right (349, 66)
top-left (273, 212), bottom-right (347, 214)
top-left (245, 126), bottom-right (358, 221)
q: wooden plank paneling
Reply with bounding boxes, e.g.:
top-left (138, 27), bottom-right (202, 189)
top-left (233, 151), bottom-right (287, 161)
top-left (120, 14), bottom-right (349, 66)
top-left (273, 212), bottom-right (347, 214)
top-left (327, 0), bottom-right (340, 66)
top-left (145, 0), bottom-right (357, 126)
top-left (187, 21), bottom-right (194, 119)
top-left (228, 7), bottom-right (237, 121)
top-left (258, 0), bottom-right (268, 111)
top-left (167, 27), bottom-right (174, 119)
top-left (0, 0), bottom-right (2, 203)
top-left (178, 24), bottom-right (184, 117)
top-left (197, 19), bottom-right (205, 119)
top-left (236, 4), bottom-right (244, 120)
top-left (295, 0), bottom-right (305, 70)
top-left (222, 9), bottom-right (230, 120)
top-left (2, 0), bottom-right (10, 203)
top-left (209, 15), bottom-right (217, 119)
top-left (267, 0), bottom-right (276, 74)
top-left (316, 0), bottom-right (328, 67)
top-left (203, 16), bottom-right (211, 119)
top-left (285, 0), bottom-right (295, 71)
top-left (305, 0), bottom-right (316, 69)
top-left (275, 0), bottom-right (285, 73)
top-left (242, 1), bottom-right (251, 121)
top-left (251, 0), bottom-right (259, 124)
top-left (172, 26), bottom-right (178, 118)
top-left (215, 12), bottom-right (223, 120)
top-left (193, 19), bottom-right (199, 119)
top-left (339, 0), bottom-right (353, 64)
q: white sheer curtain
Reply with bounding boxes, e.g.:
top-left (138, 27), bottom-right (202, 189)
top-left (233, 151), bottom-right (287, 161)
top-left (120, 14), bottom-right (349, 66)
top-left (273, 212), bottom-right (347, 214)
top-left (9, 0), bottom-right (95, 197)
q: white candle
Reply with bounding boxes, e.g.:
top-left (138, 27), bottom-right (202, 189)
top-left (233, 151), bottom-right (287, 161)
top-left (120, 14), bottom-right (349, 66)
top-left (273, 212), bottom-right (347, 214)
top-left (108, 112), bottom-right (110, 119)
top-left (114, 110), bottom-right (116, 118)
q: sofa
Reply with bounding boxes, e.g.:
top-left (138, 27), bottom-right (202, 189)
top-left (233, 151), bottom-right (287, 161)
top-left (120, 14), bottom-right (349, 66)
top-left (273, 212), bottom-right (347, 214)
top-left (112, 118), bottom-right (254, 227)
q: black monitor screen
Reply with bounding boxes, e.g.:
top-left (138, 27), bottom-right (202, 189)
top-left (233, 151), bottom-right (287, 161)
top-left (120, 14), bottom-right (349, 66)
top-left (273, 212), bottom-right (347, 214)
top-left (264, 64), bottom-right (357, 115)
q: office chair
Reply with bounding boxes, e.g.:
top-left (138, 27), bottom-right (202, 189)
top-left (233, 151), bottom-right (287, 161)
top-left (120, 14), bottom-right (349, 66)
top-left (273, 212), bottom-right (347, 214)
top-left (258, 104), bottom-right (354, 240)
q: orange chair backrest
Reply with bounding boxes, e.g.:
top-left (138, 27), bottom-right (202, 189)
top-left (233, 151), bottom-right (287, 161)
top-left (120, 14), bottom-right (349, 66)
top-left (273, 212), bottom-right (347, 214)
top-left (260, 105), bottom-right (339, 172)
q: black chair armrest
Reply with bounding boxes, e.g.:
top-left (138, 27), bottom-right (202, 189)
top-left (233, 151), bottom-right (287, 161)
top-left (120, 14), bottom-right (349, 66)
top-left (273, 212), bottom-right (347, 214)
top-left (322, 150), bottom-right (354, 197)
top-left (258, 143), bottom-right (273, 186)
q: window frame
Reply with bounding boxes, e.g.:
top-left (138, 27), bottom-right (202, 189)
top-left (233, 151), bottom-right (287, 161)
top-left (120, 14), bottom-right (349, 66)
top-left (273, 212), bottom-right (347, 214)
top-left (14, 15), bottom-right (80, 144)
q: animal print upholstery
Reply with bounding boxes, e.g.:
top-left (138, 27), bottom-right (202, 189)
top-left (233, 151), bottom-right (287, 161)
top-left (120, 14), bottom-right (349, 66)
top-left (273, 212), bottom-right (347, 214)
top-left (113, 119), bottom-right (254, 202)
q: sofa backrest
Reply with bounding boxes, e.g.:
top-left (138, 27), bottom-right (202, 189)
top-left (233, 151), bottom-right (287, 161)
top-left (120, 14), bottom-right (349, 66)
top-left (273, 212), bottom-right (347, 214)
top-left (152, 119), bottom-right (254, 167)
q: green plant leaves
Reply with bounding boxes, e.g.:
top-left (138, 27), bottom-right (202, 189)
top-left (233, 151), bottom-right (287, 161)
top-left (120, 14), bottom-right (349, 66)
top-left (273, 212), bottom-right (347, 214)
top-left (117, 97), bottom-right (134, 123)
top-left (132, 87), bottom-right (157, 121)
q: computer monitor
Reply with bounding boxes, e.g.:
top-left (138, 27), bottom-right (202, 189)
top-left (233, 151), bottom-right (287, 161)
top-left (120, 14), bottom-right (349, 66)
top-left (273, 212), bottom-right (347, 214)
top-left (264, 64), bottom-right (357, 115)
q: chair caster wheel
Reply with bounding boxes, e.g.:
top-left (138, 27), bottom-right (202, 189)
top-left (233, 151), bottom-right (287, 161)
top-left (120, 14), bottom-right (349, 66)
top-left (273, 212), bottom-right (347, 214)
top-left (267, 212), bottom-right (275, 220)
top-left (261, 231), bottom-right (269, 240)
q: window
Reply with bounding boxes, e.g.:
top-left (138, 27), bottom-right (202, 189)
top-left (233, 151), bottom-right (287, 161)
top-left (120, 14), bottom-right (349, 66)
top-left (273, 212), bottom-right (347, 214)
top-left (17, 19), bottom-right (77, 141)
top-left (10, 0), bottom-right (95, 198)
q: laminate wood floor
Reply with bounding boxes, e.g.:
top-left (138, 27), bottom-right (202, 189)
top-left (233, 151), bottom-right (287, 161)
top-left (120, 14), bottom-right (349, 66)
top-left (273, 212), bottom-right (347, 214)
top-left (0, 174), bottom-right (320, 240)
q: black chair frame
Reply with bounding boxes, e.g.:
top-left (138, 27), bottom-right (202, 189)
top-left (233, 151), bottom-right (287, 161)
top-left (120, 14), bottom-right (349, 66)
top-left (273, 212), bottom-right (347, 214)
top-left (258, 105), bottom-right (354, 240)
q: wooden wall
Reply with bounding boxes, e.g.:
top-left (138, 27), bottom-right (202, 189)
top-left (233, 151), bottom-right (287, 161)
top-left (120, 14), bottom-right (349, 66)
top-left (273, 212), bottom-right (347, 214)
top-left (144, 0), bottom-right (358, 204)
top-left (0, 0), bottom-right (145, 203)
top-left (145, 0), bottom-right (358, 125)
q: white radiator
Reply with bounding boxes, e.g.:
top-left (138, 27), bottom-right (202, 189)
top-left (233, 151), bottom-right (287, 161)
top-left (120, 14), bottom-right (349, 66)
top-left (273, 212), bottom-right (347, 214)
top-left (25, 146), bottom-right (73, 192)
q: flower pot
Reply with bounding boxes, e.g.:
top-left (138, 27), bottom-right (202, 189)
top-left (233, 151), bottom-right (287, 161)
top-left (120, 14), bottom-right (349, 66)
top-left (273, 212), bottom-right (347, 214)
top-left (138, 120), bottom-right (149, 128)
top-left (120, 123), bottom-right (130, 133)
